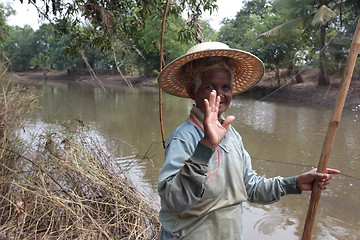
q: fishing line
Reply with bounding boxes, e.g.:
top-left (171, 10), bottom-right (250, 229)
top-left (258, 30), bottom-right (340, 102)
top-left (252, 156), bottom-right (360, 181)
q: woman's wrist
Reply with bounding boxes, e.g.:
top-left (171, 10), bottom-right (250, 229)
top-left (200, 138), bottom-right (217, 149)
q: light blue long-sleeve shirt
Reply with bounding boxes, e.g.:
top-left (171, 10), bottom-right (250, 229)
top-left (158, 106), bottom-right (300, 239)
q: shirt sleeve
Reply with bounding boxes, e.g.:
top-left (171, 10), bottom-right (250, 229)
top-left (158, 138), bottom-right (215, 214)
top-left (241, 141), bottom-right (301, 204)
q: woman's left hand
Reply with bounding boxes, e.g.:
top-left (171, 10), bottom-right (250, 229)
top-left (201, 90), bottom-right (235, 149)
top-left (296, 168), bottom-right (341, 191)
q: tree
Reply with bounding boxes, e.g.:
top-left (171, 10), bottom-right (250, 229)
top-left (0, 3), bottom-right (15, 56)
top-left (218, 0), bottom-right (305, 85)
top-left (3, 26), bottom-right (37, 71)
top-left (326, 1), bottom-right (360, 73)
top-left (218, 0), bottom-right (268, 52)
top-left (11, 0), bottom-right (218, 76)
top-left (135, 14), bottom-right (216, 77)
top-left (6, 0), bottom-right (220, 77)
top-left (31, 24), bottom-right (83, 71)
top-left (258, 0), bottom-right (350, 86)
top-left (32, 24), bottom-right (55, 70)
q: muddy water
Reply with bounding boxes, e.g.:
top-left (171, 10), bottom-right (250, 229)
top-left (31, 81), bottom-right (359, 239)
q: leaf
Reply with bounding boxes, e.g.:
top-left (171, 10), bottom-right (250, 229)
top-left (311, 5), bottom-right (337, 27)
top-left (257, 18), bottom-right (303, 39)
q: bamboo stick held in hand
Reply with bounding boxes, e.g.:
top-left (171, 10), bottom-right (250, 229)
top-left (301, 17), bottom-right (360, 240)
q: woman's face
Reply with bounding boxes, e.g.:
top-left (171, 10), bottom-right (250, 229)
top-left (190, 69), bottom-right (232, 118)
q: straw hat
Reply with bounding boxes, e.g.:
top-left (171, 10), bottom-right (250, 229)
top-left (157, 42), bottom-right (265, 98)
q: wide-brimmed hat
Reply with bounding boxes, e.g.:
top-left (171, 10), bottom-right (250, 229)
top-left (157, 42), bottom-right (265, 98)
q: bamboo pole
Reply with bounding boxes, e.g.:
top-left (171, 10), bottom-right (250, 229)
top-left (158, 0), bottom-right (170, 149)
top-left (301, 17), bottom-right (360, 240)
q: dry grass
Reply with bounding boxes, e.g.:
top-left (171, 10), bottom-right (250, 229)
top-left (0, 64), bottom-right (160, 239)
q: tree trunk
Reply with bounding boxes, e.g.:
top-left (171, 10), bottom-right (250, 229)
top-left (275, 65), bottom-right (281, 87)
top-left (295, 69), bottom-right (304, 83)
top-left (318, 24), bottom-right (330, 86)
top-left (287, 63), bottom-right (304, 83)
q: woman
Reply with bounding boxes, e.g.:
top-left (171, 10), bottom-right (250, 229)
top-left (157, 42), bottom-right (339, 239)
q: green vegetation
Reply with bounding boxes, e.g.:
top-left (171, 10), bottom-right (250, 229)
top-left (0, 0), bottom-right (218, 79)
top-left (1, 1), bottom-right (359, 86)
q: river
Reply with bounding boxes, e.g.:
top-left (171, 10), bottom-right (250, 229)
top-left (27, 80), bottom-right (359, 240)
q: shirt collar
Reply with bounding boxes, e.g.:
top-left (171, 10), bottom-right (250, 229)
top-left (188, 106), bottom-right (205, 130)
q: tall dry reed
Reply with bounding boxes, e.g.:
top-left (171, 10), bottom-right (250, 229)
top-left (0, 65), bottom-right (160, 239)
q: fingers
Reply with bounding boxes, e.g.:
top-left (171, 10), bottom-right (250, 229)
top-left (310, 167), bottom-right (340, 175)
top-left (312, 168), bottom-right (341, 182)
top-left (204, 90), bottom-right (220, 116)
top-left (325, 168), bottom-right (341, 174)
top-left (319, 181), bottom-right (329, 190)
top-left (222, 115), bottom-right (235, 129)
top-left (311, 172), bottom-right (331, 182)
top-left (208, 90), bottom-right (218, 108)
top-left (313, 168), bottom-right (340, 190)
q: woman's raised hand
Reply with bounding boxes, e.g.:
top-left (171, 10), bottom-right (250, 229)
top-left (200, 90), bottom-right (235, 149)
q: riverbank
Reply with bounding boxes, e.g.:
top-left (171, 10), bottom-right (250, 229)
top-left (11, 68), bottom-right (360, 110)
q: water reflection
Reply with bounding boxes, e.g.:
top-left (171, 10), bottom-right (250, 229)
top-left (30, 81), bottom-right (359, 240)
top-left (231, 100), bottom-right (277, 133)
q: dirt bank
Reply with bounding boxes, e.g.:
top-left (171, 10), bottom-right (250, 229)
top-left (10, 69), bottom-right (360, 110)
top-left (246, 68), bottom-right (360, 110)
